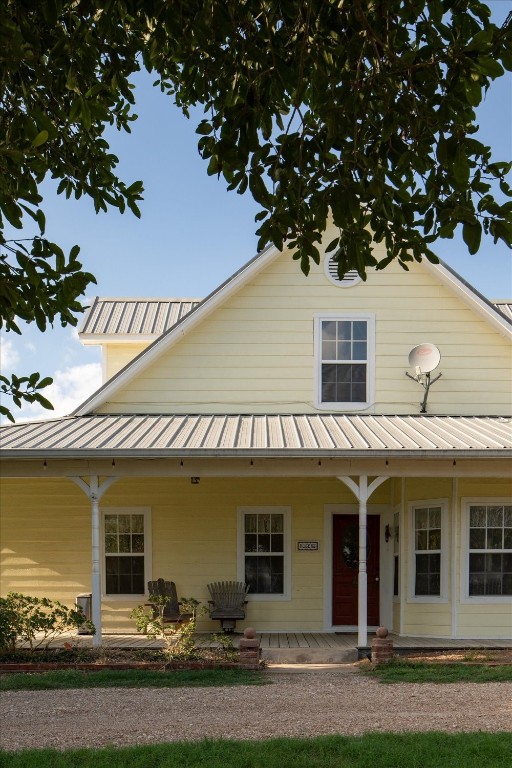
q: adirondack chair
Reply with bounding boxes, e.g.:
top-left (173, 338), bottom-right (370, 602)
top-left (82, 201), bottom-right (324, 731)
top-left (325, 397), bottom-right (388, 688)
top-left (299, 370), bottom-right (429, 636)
top-left (207, 580), bottom-right (249, 632)
top-left (147, 579), bottom-right (191, 623)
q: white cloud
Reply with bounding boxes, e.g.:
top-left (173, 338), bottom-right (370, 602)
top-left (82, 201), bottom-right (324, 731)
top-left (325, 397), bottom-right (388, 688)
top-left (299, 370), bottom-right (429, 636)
top-left (0, 336), bottom-right (21, 371)
top-left (12, 362), bottom-right (102, 422)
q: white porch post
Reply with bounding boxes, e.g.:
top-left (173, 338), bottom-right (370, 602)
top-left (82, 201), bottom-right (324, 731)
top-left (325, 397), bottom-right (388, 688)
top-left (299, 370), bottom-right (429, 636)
top-left (72, 476), bottom-right (117, 647)
top-left (338, 475), bottom-right (389, 648)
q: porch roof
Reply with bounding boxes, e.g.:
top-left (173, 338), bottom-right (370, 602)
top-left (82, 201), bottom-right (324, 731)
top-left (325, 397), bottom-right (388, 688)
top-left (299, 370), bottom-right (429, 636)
top-left (1, 414), bottom-right (510, 459)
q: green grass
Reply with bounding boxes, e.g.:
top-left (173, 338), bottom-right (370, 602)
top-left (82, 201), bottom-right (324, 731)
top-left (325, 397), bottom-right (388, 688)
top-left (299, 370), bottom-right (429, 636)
top-left (0, 667), bottom-right (267, 691)
top-left (362, 658), bottom-right (512, 684)
top-left (1, 733), bottom-right (511, 768)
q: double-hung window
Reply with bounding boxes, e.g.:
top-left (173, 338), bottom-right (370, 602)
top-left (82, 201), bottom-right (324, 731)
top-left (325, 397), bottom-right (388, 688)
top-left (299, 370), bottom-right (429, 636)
top-left (409, 501), bottom-right (447, 601)
top-left (315, 314), bottom-right (375, 410)
top-left (238, 507), bottom-right (290, 600)
top-left (103, 509), bottom-right (151, 596)
top-left (466, 503), bottom-right (512, 597)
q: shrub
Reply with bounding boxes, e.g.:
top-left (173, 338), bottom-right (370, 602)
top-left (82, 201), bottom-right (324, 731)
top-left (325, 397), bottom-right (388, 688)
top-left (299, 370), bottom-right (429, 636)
top-left (131, 595), bottom-right (207, 660)
top-left (0, 592), bottom-right (95, 652)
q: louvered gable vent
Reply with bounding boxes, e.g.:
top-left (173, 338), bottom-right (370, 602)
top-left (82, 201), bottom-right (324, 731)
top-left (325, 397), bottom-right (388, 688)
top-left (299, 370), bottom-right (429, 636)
top-left (324, 252), bottom-right (362, 288)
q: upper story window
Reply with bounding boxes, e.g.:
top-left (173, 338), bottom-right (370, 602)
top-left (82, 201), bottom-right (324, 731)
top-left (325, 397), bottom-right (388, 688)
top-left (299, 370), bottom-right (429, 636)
top-left (314, 313), bottom-right (375, 410)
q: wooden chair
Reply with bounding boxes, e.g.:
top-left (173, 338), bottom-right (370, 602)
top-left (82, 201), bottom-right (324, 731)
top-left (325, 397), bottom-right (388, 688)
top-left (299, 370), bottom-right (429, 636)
top-left (147, 578), bottom-right (191, 623)
top-left (207, 580), bottom-right (249, 632)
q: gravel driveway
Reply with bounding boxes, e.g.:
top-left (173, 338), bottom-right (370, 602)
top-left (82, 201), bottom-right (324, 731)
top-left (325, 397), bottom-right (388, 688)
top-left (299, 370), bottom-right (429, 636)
top-left (1, 665), bottom-right (511, 751)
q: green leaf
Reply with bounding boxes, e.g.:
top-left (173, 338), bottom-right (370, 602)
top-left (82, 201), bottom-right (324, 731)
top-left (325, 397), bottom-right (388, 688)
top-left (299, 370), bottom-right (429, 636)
top-left (462, 220), bottom-right (482, 255)
top-left (31, 131), bottom-right (49, 148)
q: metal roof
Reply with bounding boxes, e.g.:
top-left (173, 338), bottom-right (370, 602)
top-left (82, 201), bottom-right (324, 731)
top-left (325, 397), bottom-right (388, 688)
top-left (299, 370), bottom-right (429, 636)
top-left (78, 297), bottom-right (511, 339)
top-left (493, 301), bottom-right (512, 321)
top-left (1, 414), bottom-right (510, 457)
top-left (79, 298), bottom-right (202, 337)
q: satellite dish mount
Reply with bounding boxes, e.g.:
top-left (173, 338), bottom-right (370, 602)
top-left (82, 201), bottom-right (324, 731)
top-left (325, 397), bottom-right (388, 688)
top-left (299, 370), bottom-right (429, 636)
top-left (405, 344), bottom-right (442, 414)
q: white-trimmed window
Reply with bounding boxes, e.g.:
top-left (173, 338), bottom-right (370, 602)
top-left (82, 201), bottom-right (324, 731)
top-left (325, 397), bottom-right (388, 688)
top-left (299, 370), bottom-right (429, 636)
top-left (409, 501), bottom-right (448, 601)
top-left (314, 314), bottom-right (375, 410)
top-left (464, 502), bottom-right (512, 598)
top-left (238, 507), bottom-right (291, 600)
top-left (102, 508), bottom-right (151, 596)
top-left (393, 511), bottom-right (400, 598)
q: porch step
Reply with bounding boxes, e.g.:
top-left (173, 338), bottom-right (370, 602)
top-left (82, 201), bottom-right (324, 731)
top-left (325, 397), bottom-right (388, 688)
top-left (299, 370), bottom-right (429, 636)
top-left (261, 646), bottom-right (358, 664)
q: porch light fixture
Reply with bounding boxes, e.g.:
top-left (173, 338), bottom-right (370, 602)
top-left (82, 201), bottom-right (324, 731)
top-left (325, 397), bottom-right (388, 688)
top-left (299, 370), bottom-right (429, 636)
top-left (180, 459), bottom-right (184, 467)
top-left (190, 477), bottom-right (200, 484)
top-left (43, 459), bottom-right (47, 469)
top-left (384, 524), bottom-right (392, 543)
top-left (111, 458), bottom-right (116, 467)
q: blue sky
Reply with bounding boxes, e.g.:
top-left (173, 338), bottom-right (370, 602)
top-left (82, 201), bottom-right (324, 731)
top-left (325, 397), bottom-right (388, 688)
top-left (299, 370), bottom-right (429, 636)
top-left (1, 1), bottom-right (511, 421)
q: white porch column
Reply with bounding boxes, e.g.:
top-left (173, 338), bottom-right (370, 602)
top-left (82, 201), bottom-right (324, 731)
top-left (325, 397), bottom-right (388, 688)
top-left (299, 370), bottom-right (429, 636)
top-left (337, 475), bottom-right (389, 648)
top-left (72, 476), bottom-right (117, 647)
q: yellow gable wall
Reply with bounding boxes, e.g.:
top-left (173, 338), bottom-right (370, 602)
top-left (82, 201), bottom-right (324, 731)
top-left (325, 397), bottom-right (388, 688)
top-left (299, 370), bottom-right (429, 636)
top-left (97, 228), bottom-right (511, 416)
top-left (104, 343), bottom-right (150, 382)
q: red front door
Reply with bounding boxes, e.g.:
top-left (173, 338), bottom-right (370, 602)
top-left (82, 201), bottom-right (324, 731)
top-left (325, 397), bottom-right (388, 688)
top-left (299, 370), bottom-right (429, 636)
top-left (332, 514), bottom-right (380, 626)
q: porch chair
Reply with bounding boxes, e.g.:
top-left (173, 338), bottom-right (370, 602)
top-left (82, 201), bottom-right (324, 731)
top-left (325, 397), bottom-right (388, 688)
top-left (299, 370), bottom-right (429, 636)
top-left (207, 580), bottom-right (249, 633)
top-left (147, 578), bottom-right (191, 623)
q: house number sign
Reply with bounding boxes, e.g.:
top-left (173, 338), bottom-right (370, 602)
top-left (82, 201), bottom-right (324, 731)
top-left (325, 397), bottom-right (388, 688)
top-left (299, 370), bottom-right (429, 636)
top-left (297, 540), bottom-right (319, 551)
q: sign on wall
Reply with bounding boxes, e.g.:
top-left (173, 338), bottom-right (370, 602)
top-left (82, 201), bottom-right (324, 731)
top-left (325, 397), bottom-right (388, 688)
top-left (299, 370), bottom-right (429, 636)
top-left (297, 540), bottom-right (319, 551)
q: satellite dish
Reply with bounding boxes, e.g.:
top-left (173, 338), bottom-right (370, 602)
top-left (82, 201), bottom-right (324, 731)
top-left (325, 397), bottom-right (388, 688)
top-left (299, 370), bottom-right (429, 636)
top-left (408, 343), bottom-right (441, 374)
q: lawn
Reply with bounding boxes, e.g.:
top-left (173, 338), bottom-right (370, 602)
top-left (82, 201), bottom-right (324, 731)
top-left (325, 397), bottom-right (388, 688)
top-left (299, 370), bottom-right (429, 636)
top-left (0, 667), bottom-right (267, 691)
top-left (1, 733), bottom-right (511, 768)
top-left (362, 658), bottom-right (512, 684)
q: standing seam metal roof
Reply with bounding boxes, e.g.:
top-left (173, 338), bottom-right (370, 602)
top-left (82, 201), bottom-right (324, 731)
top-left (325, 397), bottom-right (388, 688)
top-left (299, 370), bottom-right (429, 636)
top-left (1, 414), bottom-right (510, 455)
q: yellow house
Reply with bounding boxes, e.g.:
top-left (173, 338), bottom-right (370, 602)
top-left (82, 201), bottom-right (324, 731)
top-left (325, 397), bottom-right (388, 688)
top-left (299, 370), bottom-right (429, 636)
top-left (1, 224), bottom-right (511, 647)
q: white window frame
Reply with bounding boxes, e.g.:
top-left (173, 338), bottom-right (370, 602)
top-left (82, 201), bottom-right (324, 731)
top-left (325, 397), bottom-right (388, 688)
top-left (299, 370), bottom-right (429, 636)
top-left (101, 507), bottom-right (152, 600)
top-left (408, 499), bottom-right (449, 603)
top-left (314, 313), bottom-right (375, 411)
top-left (237, 506), bottom-right (291, 601)
top-left (460, 498), bottom-right (512, 605)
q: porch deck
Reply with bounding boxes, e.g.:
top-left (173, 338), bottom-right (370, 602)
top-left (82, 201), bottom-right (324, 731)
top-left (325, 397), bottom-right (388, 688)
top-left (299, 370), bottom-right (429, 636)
top-left (35, 631), bottom-right (512, 664)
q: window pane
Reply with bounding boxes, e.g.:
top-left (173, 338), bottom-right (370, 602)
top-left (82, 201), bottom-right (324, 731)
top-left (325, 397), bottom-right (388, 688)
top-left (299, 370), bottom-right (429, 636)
top-left (258, 515), bottom-right (271, 533)
top-left (245, 514), bottom-right (257, 533)
top-left (258, 534), bottom-right (271, 552)
top-left (487, 506), bottom-right (503, 527)
top-left (504, 507), bottom-right (512, 526)
top-left (429, 529), bottom-right (441, 550)
top-left (271, 533), bottom-right (284, 552)
top-left (429, 508), bottom-right (441, 529)
top-left (337, 341), bottom-right (351, 360)
top-left (322, 364), bottom-right (337, 383)
top-left (415, 530), bottom-right (427, 550)
top-left (470, 507), bottom-right (486, 527)
top-left (469, 528), bottom-right (486, 549)
top-left (105, 555), bottom-right (144, 594)
top-left (322, 340), bottom-right (336, 359)
top-left (118, 515), bottom-right (131, 533)
top-left (353, 321), bottom-right (367, 340)
top-left (322, 382), bottom-right (336, 402)
top-left (105, 534), bottom-right (117, 553)
top-left (337, 383), bottom-right (351, 402)
top-left (131, 515), bottom-right (144, 534)
top-left (415, 509), bottom-right (428, 529)
top-left (118, 534), bottom-right (131, 553)
top-left (271, 515), bottom-right (283, 533)
top-left (352, 342), bottom-right (367, 361)
top-left (104, 515), bottom-right (118, 533)
top-left (351, 383), bottom-right (366, 402)
top-left (393, 557), bottom-right (399, 596)
top-left (337, 321), bottom-right (351, 340)
top-left (245, 555), bottom-right (284, 594)
top-left (245, 534), bottom-right (257, 552)
top-left (504, 529), bottom-right (512, 549)
top-left (322, 321), bottom-right (336, 340)
top-left (503, 573), bottom-right (512, 595)
top-left (132, 534), bottom-right (144, 553)
top-left (487, 529), bottom-right (503, 549)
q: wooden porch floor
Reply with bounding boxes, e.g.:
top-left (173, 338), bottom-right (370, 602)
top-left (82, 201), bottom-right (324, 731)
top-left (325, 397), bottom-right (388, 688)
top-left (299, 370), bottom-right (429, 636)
top-left (41, 631), bottom-right (512, 652)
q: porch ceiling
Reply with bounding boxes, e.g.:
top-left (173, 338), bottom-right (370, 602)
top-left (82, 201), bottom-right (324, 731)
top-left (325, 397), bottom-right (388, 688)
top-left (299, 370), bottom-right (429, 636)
top-left (1, 414), bottom-right (510, 460)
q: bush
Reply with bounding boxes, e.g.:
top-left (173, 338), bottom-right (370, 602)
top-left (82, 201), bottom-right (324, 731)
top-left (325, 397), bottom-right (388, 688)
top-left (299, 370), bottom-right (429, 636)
top-left (0, 592), bottom-right (95, 652)
top-left (131, 595), bottom-right (207, 660)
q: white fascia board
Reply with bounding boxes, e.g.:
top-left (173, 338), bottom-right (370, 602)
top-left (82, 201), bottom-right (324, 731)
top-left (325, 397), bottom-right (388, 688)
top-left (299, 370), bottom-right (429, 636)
top-left (423, 259), bottom-right (512, 339)
top-left (73, 244), bottom-right (280, 416)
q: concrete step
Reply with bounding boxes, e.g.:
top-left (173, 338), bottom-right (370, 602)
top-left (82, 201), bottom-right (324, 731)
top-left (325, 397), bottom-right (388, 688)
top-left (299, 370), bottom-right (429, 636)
top-left (261, 646), bottom-right (358, 664)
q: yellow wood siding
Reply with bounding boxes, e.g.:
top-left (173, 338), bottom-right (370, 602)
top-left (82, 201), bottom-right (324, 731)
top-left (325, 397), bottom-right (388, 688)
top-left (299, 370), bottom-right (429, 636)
top-left (2, 475), bottom-right (509, 636)
top-left (96, 230), bottom-right (511, 416)
top-left (104, 343), bottom-right (150, 382)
